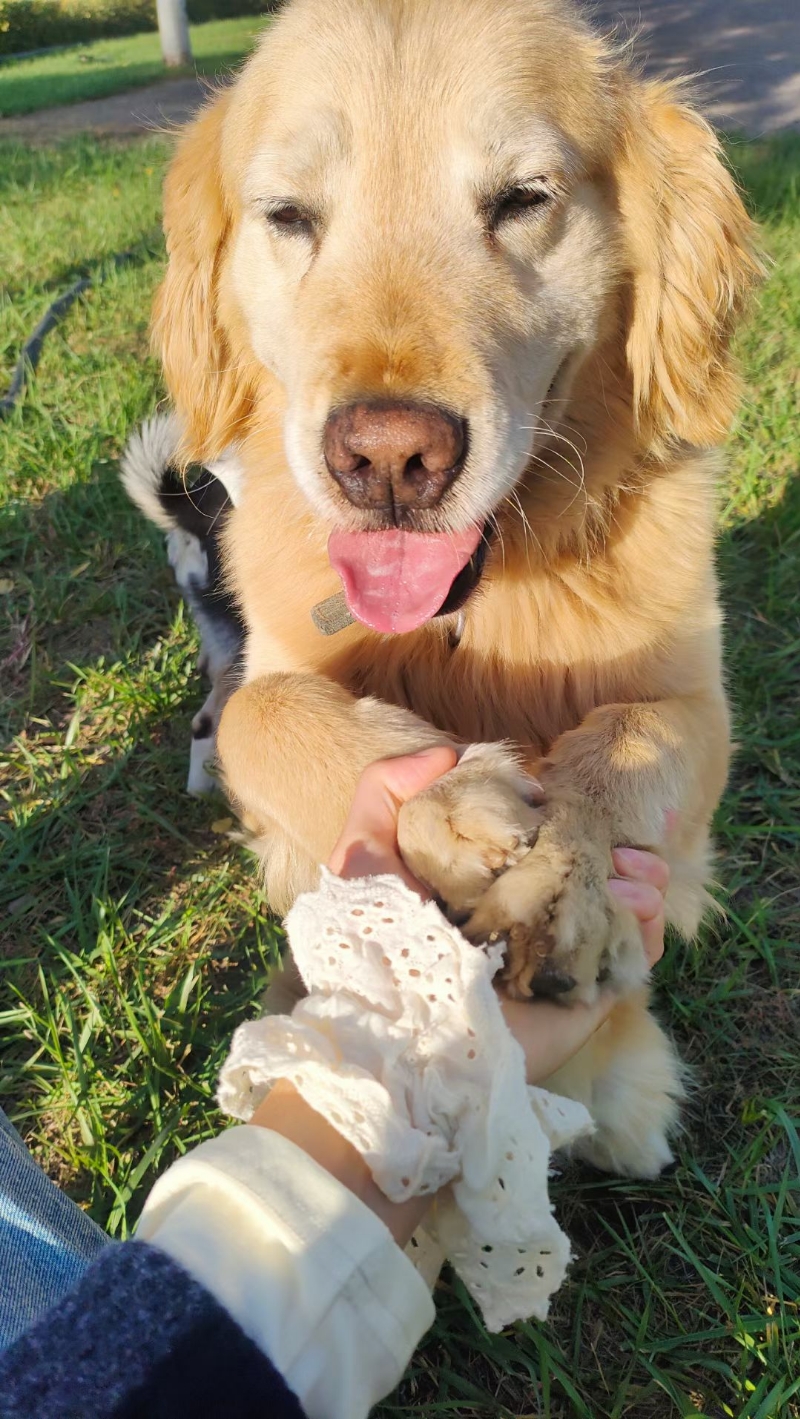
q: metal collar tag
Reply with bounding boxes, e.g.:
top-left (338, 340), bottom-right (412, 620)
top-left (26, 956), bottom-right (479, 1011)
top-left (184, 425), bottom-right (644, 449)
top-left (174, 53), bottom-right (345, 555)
top-left (311, 591), bottom-right (355, 635)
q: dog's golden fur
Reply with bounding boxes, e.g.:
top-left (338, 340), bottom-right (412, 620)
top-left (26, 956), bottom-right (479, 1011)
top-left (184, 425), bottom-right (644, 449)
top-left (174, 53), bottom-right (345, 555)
top-left (153, 0), bottom-right (760, 1176)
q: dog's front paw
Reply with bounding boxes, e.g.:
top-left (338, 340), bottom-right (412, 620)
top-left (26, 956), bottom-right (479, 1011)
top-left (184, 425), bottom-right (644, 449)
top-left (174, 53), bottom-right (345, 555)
top-left (396, 743), bottom-right (543, 911)
top-left (465, 800), bottom-right (649, 1002)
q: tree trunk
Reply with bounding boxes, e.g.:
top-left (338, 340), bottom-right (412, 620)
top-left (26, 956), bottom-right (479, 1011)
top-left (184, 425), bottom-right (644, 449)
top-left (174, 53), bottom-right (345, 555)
top-left (156, 0), bottom-right (192, 67)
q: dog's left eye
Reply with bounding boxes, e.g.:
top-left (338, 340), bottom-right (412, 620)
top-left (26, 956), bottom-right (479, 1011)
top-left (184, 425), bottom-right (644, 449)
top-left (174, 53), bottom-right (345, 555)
top-left (489, 185), bottom-right (552, 227)
top-left (266, 203), bottom-right (316, 238)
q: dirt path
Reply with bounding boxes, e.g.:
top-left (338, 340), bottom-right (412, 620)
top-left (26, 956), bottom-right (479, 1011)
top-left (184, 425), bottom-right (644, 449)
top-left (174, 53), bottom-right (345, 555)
top-left (0, 75), bottom-right (209, 141)
top-left (1, 2), bottom-right (798, 142)
top-left (591, 0), bottom-right (800, 136)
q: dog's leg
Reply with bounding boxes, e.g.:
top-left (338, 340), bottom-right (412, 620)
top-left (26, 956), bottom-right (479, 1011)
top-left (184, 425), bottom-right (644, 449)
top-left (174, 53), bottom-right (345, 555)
top-left (188, 663), bottom-right (239, 796)
top-left (218, 672), bottom-right (451, 911)
top-left (217, 673), bottom-right (542, 915)
top-left (188, 704), bottom-right (218, 795)
top-left (543, 992), bottom-right (684, 1178)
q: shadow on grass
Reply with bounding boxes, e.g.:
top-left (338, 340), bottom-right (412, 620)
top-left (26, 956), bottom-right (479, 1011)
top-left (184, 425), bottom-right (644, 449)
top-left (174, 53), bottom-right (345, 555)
top-left (0, 235), bottom-right (164, 311)
top-left (0, 463), bottom-right (282, 1223)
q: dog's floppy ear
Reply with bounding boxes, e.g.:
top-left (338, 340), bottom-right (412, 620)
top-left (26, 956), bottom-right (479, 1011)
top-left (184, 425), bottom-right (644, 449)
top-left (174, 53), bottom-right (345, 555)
top-left (617, 81), bottom-right (762, 451)
top-left (152, 96), bottom-right (257, 462)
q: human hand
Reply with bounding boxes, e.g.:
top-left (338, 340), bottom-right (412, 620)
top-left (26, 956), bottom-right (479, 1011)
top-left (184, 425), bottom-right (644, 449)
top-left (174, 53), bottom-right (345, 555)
top-left (327, 746), bottom-right (460, 885)
top-left (328, 753), bottom-right (670, 1084)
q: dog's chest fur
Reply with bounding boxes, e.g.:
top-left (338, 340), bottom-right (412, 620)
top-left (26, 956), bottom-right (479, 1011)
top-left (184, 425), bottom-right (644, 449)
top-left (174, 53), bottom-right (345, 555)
top-left (231, 448), bottom-right (719, 764)
top-left (330, 582), bottom-right (661, 757)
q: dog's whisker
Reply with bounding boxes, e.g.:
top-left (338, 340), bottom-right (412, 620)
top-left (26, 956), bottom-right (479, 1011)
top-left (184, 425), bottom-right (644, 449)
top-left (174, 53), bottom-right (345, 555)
top-left (524, 419), bottom-right (589, 519)
top-left (503, 490), bottom-right (539, 574)
top-left (519, 409), bottom-right (590, 461)
top-left (524, 415), bottom-right (589, 461)
top-left (524, 447), bottom-right (588, 522)
top-left (486, 510), bottom-right (506, 572)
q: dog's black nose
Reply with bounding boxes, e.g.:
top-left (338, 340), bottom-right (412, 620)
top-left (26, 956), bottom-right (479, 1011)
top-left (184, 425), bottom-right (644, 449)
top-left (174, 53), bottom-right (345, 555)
top-left (529, 965), bottom-right (577, 998)
top-left (324, 400), bottom-right (466, 513)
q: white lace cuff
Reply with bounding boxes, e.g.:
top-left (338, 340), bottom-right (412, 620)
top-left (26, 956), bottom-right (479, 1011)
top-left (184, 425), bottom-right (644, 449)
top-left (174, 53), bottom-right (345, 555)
top-left (217, 869), bottom-right (593, 1332)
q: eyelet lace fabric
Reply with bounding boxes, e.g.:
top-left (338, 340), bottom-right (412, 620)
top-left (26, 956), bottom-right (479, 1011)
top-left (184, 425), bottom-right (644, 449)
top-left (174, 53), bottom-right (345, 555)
top-left (218, 869), bottom-right (594, 1331)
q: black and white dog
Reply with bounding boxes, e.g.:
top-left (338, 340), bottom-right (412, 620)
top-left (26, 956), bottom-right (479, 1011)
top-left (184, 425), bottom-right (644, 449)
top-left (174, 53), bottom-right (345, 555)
top-left (121, 414), bottom-right (245, 794)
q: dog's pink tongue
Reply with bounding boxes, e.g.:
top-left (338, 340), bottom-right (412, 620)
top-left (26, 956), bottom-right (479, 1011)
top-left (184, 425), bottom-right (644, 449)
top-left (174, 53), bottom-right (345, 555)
top-left (328, 527), bottom-right (481, 634)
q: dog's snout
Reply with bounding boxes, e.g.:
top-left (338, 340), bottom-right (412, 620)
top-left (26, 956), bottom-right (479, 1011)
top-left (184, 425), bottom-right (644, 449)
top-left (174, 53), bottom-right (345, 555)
top-left (324, 401), bottom-right (466, 513)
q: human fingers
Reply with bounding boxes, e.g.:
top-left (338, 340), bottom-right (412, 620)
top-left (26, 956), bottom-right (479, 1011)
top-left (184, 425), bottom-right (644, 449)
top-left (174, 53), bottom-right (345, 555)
top-left (611, 846), bottom-right (670, 894)
top-left (608, 877), bottom-right (666, 967)
top-left (610, 850), bottom-right (669, 968)
top-left (637, 903), bottom-right (667, 968)
top-left (328, 746), bottom-right (458, 886)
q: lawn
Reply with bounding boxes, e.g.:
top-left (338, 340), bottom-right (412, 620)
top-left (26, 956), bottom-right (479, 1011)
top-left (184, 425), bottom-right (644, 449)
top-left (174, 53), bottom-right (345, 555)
top-left (1, 129), bottom-right (799, 1418)
top-left (0, 15), bottom-right (267, 117)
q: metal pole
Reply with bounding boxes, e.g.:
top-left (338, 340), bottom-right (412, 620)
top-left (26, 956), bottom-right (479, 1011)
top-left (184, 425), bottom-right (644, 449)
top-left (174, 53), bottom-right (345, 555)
top-left (156, 0), bottom-right (192, 67)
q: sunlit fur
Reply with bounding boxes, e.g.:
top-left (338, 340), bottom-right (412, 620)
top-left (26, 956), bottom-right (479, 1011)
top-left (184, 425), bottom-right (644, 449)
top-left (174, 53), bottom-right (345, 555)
top-left (153, 0), bottom-right (760, 1177)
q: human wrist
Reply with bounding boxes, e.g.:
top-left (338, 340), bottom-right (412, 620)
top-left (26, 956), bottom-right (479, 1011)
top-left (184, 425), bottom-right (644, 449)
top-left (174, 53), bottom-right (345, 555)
top-left (249, 1079), bottom-right (432, 1246)
top-left (498, 989), bottom-right (617, 1083)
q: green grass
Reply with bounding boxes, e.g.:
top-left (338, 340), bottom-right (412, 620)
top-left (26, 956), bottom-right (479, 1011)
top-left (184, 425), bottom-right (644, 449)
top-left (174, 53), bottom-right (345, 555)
top-left (1, 130), bottom-right (799, 1417)
top-left (0, 15), bottom-right (266, 117)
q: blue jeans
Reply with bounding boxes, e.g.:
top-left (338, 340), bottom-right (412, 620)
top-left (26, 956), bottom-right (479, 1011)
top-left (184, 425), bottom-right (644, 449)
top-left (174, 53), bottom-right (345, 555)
top-left (0, 1107), bottom-right (109, 1349)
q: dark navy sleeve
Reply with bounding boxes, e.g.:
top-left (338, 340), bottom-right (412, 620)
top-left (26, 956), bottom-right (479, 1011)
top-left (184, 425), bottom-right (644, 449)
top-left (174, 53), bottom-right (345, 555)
top-left (0, 1242), bottom-right (309, 1418)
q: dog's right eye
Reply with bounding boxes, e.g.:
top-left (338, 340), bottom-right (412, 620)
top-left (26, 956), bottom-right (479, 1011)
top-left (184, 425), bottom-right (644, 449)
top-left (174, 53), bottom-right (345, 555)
top-left (265, 203), bottom-right (316, 238)
top-left (488, 184), bottom-right (552, 228)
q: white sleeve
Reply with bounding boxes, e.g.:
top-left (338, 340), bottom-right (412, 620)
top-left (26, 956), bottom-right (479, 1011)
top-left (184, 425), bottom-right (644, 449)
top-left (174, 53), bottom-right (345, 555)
top-left (136, 1124), bottom-right (435, 1419)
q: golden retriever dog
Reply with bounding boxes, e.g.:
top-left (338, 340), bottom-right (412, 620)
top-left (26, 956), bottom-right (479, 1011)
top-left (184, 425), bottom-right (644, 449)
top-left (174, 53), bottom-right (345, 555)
top-left (152, 0), bottom-right (759, 1178)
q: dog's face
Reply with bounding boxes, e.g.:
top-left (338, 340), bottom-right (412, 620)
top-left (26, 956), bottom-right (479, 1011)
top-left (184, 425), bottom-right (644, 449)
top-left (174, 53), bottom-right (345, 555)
top-left (227, 0), bottom-right (618, 531)
top-left (155, 0), bottom-right (757, 633)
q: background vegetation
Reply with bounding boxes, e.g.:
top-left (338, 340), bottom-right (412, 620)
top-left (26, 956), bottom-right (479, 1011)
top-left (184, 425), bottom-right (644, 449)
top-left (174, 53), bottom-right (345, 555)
top-left (0, 0), bottom-right (274, 57)
top-left (0, 15), bottom-right (266, 115)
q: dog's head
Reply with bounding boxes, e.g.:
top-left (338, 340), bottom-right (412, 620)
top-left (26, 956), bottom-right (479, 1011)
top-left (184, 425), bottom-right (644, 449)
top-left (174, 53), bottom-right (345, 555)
top-left (154, 0), bottom-right (759, 634)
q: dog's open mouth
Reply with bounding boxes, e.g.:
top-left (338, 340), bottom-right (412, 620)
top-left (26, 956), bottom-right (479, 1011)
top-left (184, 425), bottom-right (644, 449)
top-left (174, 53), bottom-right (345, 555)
top-left (328, 524), bottom-right (490, 634)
